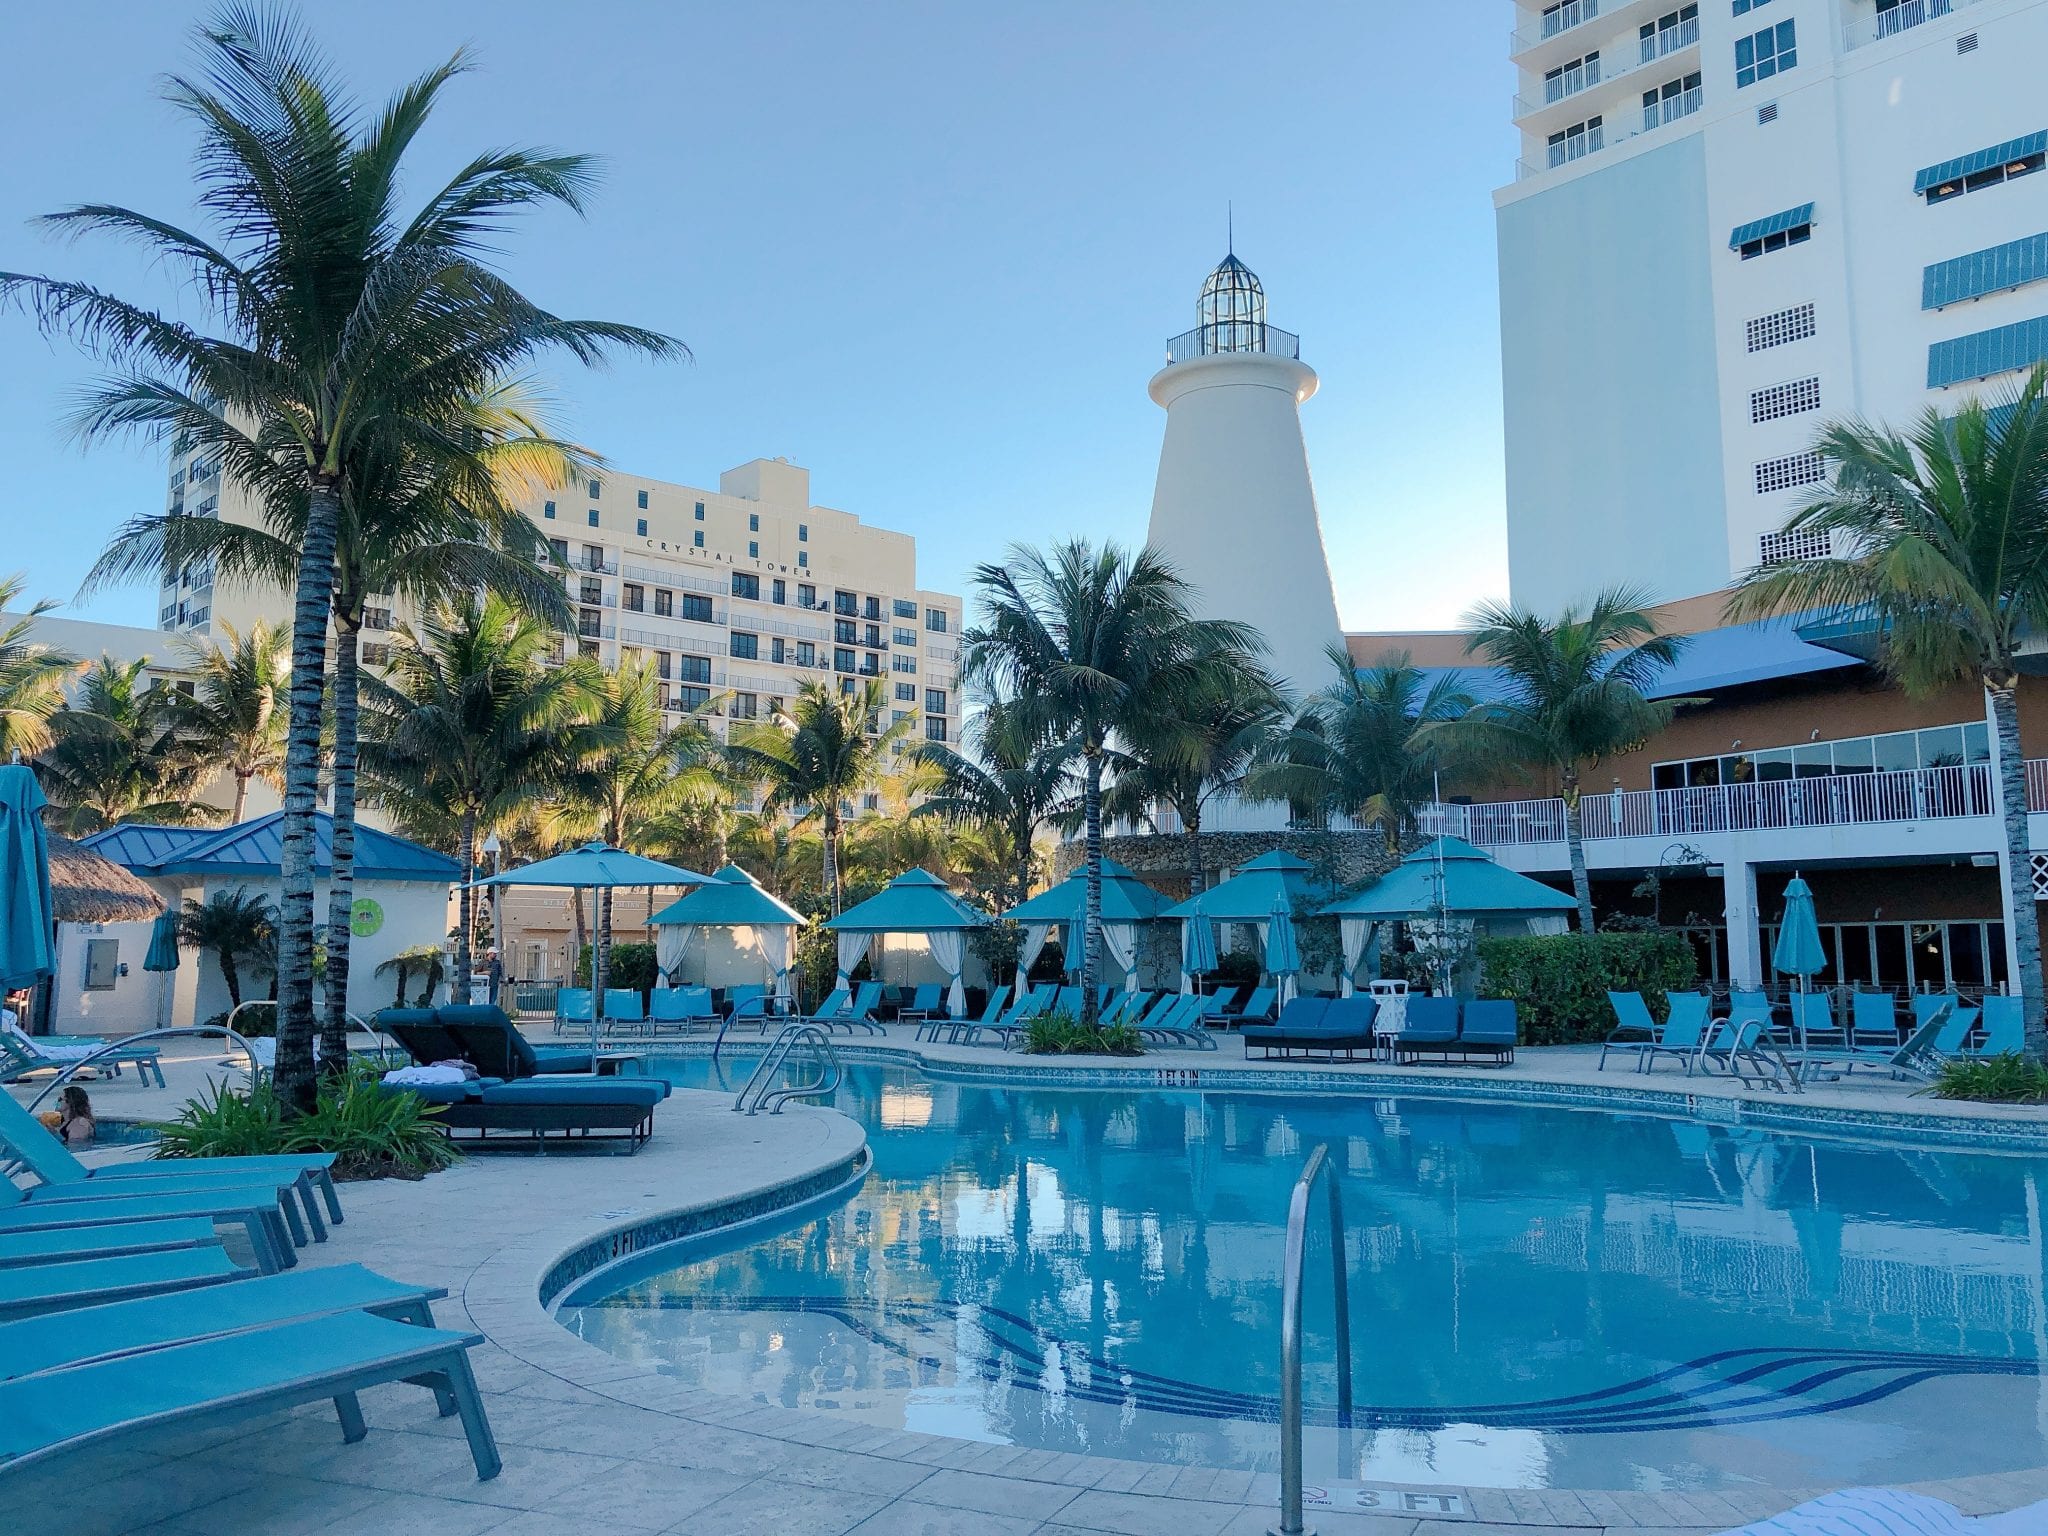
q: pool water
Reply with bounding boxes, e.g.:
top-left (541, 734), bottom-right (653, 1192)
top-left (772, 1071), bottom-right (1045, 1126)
top-left (557, 1057), bottom-right (2048, 1492)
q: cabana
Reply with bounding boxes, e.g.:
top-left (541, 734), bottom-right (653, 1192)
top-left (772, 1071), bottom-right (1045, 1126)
top-left (1162, 850), bottom-right (1330, 992)
top-left (648, 864), bottom-right (807, 1008)
top-left (1002, 859), bottom-right (1173, 993)
top-left (824, 869), bottom-right (990, 1018)
top-left (1318, 836), bottom-right (1575, 994)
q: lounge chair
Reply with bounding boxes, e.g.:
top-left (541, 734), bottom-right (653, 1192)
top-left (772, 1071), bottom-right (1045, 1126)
top-left (0, 1308), bottom-right (502, 1480)
top-left (1931, 1003), bottom-right (1982, 1057)
top-left (0, 1181), bottom-right (298, 1275)
top-left (555, 987), bottom-right (594, 1035)
top-left (1200, 987), bottom-right (1240, 1025)
top-left (1977, 995), bottom-right (2024, 1056)
top-left (1454, 999), bottom-right (1518, 1065)
top-left (399, 1074), bottom-right (670, 1150)
top-left (0, 1246), bottom-right (251, 1322)
top-left (432, 1005), bottom-right (596, 1079)
top-left (1391, 997), bottom-right (1462, 1063)
top-left (1726, 989), bottom-right (1775, 1034)
top-left (1850, 991), bottom-right (1902, 1050)
top-left (1788, 992), bottom-right (1841, 1048)
top-left (983, 985), bottom-right (1056, 1050)
top-left (1787, 1005), bottom-right (1953, 1083)
top-left (826, 981), bottom-right (886, 1035)
top-left (921, 986), bottom-right (1008, 1045)
top-left (601, 988), bottom-right (646, 1037)
top-left (1243, 996), bottom-right (1377, 1062)
top-left (1138, 996), bottom-right (1221, 1051)
top-left (1231, 986), bottom-right (1278, 1026)
top-left (1600, 991), bottom-right (1709, 1073)
top-left (801, 985), bottom-right (853, 1027)
top-left (898, 984), bottom-right (943, 1023)
top-left (0, 1217), bottom-right (223, 1270)
top-left (0, 1022), bottom-right (166, 1089)
top-left (648, 986), bottom-right (715, 1036)
top-left (1693, 1016), bottom-right (1801, 1091)
top-left (1912, 992), bottom-right (1962, 1035)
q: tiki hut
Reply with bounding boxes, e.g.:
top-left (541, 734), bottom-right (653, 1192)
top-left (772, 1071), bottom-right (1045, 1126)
top-left (47, 834), bottom-right (163, 924)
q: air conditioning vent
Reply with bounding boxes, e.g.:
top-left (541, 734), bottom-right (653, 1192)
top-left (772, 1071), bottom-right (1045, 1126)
top-left (1957, 32), bottom-right (1979, 54)
top-left (1757, 101), bottom-right (1779, 125)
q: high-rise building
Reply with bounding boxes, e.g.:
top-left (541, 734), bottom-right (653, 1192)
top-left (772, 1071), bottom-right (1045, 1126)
top-left (156, 451), bottom-right (963, 750)
top-left (1496, 0), bottom-right (2048, 613)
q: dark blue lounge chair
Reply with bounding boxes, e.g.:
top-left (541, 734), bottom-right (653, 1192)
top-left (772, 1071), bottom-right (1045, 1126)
top-left (1392, 997), bottom-right (1462, 1063)
top-left (401, 1074), bottom-right (670, 1151)
top-left (1242, 996), bottom-right (1378, 1061)
top-left (1454, 999), bottom-right (1518, 1065)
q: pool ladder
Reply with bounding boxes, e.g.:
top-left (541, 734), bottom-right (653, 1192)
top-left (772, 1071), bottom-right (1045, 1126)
top-left (732, 1023), bottom-right (842, 1116)
top-left (1272, 1143), bottom-right (1355, 1536)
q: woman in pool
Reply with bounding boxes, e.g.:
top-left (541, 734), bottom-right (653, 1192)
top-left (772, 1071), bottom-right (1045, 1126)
top-left (55, 1084), bottom-right (95, 1147)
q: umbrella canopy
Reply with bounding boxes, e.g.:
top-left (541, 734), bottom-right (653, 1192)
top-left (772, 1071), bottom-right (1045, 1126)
top-left (143, 908), bottom-right (181, 971)
top-left (1179, 900), bottom-right (1219, 992)
top-left (46, 833), bottom-right (165, 925)
top-left (475, 841), bottom-right (709, 890)
top-left (649, 865), bottom-right (807, 928)
top-left (0, 764), bottom-right (54, 992)
top-left (1161, 849), bottom-right (1326, 923)
top-left (1264, 898), bottom-right (1303, 1004)
top-left (824, 868), bottom-right (990, 933)
top-left (1003, 859), bottom-right (1175, 926)
top-left (1321, 837), bottom-right (1575, 921)
top-left (1773, 877), bottom-right (1827, 978)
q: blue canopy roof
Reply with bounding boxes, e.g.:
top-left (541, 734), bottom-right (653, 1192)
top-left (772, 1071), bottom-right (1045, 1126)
top-left (1163, 849), bottom-right (1328, 923)
top-left (1004, 859), bottom-right (1174, 925)
top-left (825, 867), bottom-right (990, 933)
top-left (1640, 617), bottom-right (1861, 697)
top-left (476, 842), bottom-right (708, 890)
top-left (85, 812), bottom-right (461, 884)
top-left (649, 865), bottom-right (806, 928)
top-left (1320, 837), bottom-right (1575, 920)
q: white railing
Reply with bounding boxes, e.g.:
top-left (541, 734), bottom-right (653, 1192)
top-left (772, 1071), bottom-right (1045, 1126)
top-left (1418, 760), bottom-right (2048, 849)
top-left (1639, 14), bottom-right (1699, 62)
top-left (1844, 0), bottom-right (1971, 52)
top-left (1642, 85), bottom-right (1702, 132)
top-left (1518, 122), bottom-right (1607, 180)
top-left (1511, 0), bottom-right (1600, 54)
top-left (1514, 57), bottom-right (1606, 118)
top-left (621, 561), bottom-right (724, 596)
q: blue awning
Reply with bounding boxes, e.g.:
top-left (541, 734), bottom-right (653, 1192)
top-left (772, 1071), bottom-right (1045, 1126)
top-left (84, 812), bottom-right (462, 884)
top-left (1914, 131), bottom-right (2047, 195)
top-left (1642, 617), bottom-right (1864, 697)
top-left (1729, 203), bottom-right (1815, 251)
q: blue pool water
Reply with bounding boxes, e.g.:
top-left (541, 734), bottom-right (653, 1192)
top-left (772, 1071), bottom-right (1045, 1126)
top-left (558, 1058), bottom-right (2048, 1491)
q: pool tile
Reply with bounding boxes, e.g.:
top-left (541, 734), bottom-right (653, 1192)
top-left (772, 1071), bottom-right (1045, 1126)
top-left (902, 1467), bottom-right (1083, 1521)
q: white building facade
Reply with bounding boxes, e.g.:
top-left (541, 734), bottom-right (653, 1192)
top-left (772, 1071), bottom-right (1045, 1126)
top-left (1498, 0), bottom-right (2048, 613)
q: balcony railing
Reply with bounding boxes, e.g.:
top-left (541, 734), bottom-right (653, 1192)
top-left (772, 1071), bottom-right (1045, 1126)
top-left (1163, 324), bottom-right (1302, 366)
top-left (1418, 760), bottom-right (2048, 850)
top-left (1642, 85), bottom-right (1702, 132)
top-left (1511, 0), bottom-right (1600, 54)
top-left (1845, 0), bottom-right (1971, 52)
top-left (1518, 122), bottom-right (1606, 179)
top-left (1640, 15), bottom-right (1699, 62)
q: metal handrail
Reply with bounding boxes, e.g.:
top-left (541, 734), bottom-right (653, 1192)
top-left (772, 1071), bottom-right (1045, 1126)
top-left (21, 1022), bottom-right (268, 1113)
top-left (731, 1023), bottom-right (841, 1116)
top-left (1272, 1143), bottom-right (1354, 1536)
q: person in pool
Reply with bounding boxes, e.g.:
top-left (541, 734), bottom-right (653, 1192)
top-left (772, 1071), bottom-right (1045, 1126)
top-left (55, 1084), bottom-right (95, 1147)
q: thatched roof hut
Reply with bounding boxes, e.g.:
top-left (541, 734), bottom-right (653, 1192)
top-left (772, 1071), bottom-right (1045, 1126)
top-left (48, 833), bottom-right (165, 924)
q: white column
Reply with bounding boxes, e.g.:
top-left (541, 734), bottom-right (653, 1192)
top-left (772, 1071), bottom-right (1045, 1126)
top-left (1722, 858), bottom-right (1761, 989)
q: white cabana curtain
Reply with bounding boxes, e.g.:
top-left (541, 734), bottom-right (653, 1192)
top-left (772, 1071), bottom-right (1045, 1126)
top-left (655, 924), bottom-right (695, 986)
top-left (1101, 924), bottom-right (1139, 991)
top-left (835, 931), bottom-right (871, 987)
top-left (1524, 913), bottom-right (1569, 937)
top-left (760, 924), bottom-right (796, 1006)
top-left (929, 929), bottom-right (967, 1017)
top-left (1338, 918), bottom-right (1378, 997)
top-left (1016, 922), bottom-right (1053, 995)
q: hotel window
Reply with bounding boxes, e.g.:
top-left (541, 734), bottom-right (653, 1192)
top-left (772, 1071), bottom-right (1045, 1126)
top-left (548, 537), bottom-right (568, 564)
top-left (864, 624), bottom-right (882, 648)
top-left (694, 502), bottom-right (705, 519)
top-left (796, 641), bottom-right (816, 667)
top-left (1755, 450), bottom-right (1825, 494)
top-left (1539, 0), bottom-right (1590, 38)
top-left (1746, 302), bottom-right (1816, 353)
top-left (363, 606), bottom-right (393, 631)
top-left (1653, 721), bottom-right (1988, 791)
top-left (891, 654), bottom-right (917, 675)
top-left (730, 631), bottom-right (758, 660)
top-left (770, 636), bottom-right (786, 664)
top-left (636, 489), bottom-right (648, 509)
top-left (681, 593), bottom-right (713, 623)
top-left (748, 541), bottom-right (759, 559)
top-left (794, 582), bottom-right (815, 607)
top-left (654, 652), bottom-right (671, 680)
top-left (798, 523), bottom-right (808, 542)
top-left (925, 688), bottom-right (948, 715)
top-left (1546, 117), bottom-right (1603, 169)
top-left (360, 642), bottom-right (390, 668)
top-left (925, 607), bottom-right (948, 633)
top-left (1738, 218), bottom-right (1810, 260)
top-left (657, 682), bottom-right (671, 709)
top-left (1639, 3), bottom-right (1697, 61)
top-left (895, 681), bottom-right (916, 702)
top-left (859, 653), bottom-right (879, 676)
top-left (579, 640), bottom-right (599, 658)
top-left (587, 479), bottom-right (601, 499)
top-left (835, 619), bottom-right (857, 644)
top-left (583, 544), bottom-right (606, 570)
top-left (1759, 527), bottom-right (1831, 566)
top-left (748, 513), bottom-right (759, 532)
top-left (1544, 52), bottom-right (1599, 104)
top-left (772, 578), bottom-right (786, 604)
top-left (543, 500), bottom-right (555, 519)
top-left (587, 509), bottom-right (599, 527)
top-left (1735, 20), bottom-right (1795, 88)
top-left (654, 588), bottom-right (673, 617)
top-left (893, 627), bottom-right (916, 647)
top-left (864, 595), bottom-right (882, 621)
top-left (925, 717), bottom-right (948, 743)
top-left (834, 590), bottom-right (857, 616)
top-left (1751, 376), bottom-right (1820, 424)
top-left (678, 655), bottom-right (712, 685)
top-left (731, 692), bottom-right (758, 721)
top-left (579, 577), bottom-right (602, 606)
top-left (797, 551), bottom-right (808, 568)
top-left (622, 583), bottom-right (645, 613)
top-left (893, 599), bottom-right (916, 619)
top-left (1730, 0), bottom-right (1769, 13)
top-left (636, 518), bottom-right (647, 537)
top-left (732, 572), bottom-right (760, 600)
top-left (1642, 73), bottom-right (1701, 131)
top-left (693, 530), bottom-right (704, 548)
top-left (834, 647), bottom-right (856, 673)
top-left (677, 685), bottom-right (710, 710)
top-left (1920, 137), bottom-right (2047, 206)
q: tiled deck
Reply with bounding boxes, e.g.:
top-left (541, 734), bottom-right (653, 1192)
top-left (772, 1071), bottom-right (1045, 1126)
top-left (7, 1036), bottom-right (2048, 1535)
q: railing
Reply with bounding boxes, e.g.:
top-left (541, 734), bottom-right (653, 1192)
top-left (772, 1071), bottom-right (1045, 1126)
top-left (1642, 85), bottom-right (1702, 132)
top-left (732, 1023), bottom-right (841, 1115)
top-left (1518, 122), bottom-right (1606, 179)
top-left (1163, 324), bottom-right (1303, 366)
top-left (20, 1021), bottom-right (271, 1114)
top-left (580, 556), bottom-right (618, 575)
top-left (1419, 760), bottom-right (2048, 850)
top-left (1513, 55), bottom-right (1606, 117)
top-left (1845, 0), bottom-right (1967, 51)
top-left (1640, 14), bottom-right (1699, 62)
top-left (1510, 0), bottom-right (1601, 54)
top-left (1272, 1143), bottom-right (1354, 1536)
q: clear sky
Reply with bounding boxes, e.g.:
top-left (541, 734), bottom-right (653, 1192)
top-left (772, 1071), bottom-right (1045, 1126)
top-left (0, 2), bottom-right (1515, 635)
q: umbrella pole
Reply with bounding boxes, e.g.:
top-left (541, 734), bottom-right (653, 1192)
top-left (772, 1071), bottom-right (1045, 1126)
top-left (590, 888), bottom-right (604, 1077)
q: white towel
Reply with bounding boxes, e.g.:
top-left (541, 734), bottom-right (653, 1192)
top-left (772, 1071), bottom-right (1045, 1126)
top-left (1717, 1489), bottom-right (2048, 1534)
top-left (381, 1064), bottom-right (470, 1088)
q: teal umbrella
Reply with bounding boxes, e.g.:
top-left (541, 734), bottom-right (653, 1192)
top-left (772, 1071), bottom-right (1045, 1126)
top-left (0, 763), bottom-right (55, 994)
top-left (1773, 876), bottom-right (1827, 1045)
top-left (143, 909), bottom-right (181, 972)
top-left (1180, 904), bottom-right (1218, 993)
top-left (1263, 899), bottom-right (1302, 1005)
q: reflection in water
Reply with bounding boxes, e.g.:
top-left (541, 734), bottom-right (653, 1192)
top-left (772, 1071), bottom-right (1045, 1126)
top-left (561, 1062), bottom-right (2048, 1491)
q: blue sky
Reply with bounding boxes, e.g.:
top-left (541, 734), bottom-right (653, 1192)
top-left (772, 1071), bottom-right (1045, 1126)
top-left (0, 2), bottom-right (1514, 634)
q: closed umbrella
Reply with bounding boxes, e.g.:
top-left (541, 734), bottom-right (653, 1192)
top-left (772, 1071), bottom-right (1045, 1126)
top-left (0, 763), bottom-right (55, 996)
top-left (1180, 907), bottom-right (1217, 994)
top-left (143, 909), bottom-right (181, 972)
top-left (1773, 875), bottom-right (1827, 1047)
top-left (1264, 898), bottom-right (1302, 1007)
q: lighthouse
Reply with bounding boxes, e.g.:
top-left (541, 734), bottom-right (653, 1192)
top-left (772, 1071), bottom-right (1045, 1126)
top-left (1145, 252), bottom-right (1345, 706)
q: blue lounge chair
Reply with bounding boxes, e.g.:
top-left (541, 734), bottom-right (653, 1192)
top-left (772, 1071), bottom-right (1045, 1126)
top-left (0, 1263), bottom-right (445, 1380)
top-left (1139, 996), bottom-right (1221, 1051)
top-left (1455, 999), bottom-right (1518, 1066)
top-left (984, 985), bottom-right (1056, 1049)
top-left (1850, 991), bottom-right (1902, 1050)
top-left (648, 986), bottom-right (715, 1035)
top-left (802, 985), bottom-right (851, 1024)
top-left (0, 1246), bottom-right (251, 1322)
top-left (0, 1218), bottom-right (222, 1270)
top-left (0, 1309), bottom-right (502, 1480)
top-left (927, 985), bottom-right (1010, 1044)
top-left (1392, 997), bottom-right (1462, 1063)
top-left (432, 1006), bottom-right (595, 1079)
top-left (1788, 992), bottom-right (1840, 1048)
top-left (602, 987), bottom-right (645, 1036)
top-left (898, 984), bottom-right (943, 1023)
top-left (0, 1181), bottom-right (297, 1275)
top-left (1788, 1004), bottom-right (1953, 1083)
top-left (1599, 991), bottom-right (1660, 1071)
top-left (1239, 997), bottom-right (1328, 1057)
top-left (831, 981), bottom-right (885, 1035)
top-left (1911, 992), bottom-right (1962, 1034)
top-left (1601, 992), bottom-right (1711, 1073)
top-left (1727, 989), bottom-right (1775, 1032)
top-left (0, 1088), bottom-right (342, 1231)
top-left (1977, 996), bottom-right (2024, 1056)
top-left (1199, 986), bottom-right (1240, 1023)
top-left (555, 987), bottom-right (594, 1034)
top-left (1931, 1003), bottom-right (1981, 1057)
top-left (0, 1022), bottom-right (166, 1088)
top-left (1243, 996), bottom-right (1377, 1061)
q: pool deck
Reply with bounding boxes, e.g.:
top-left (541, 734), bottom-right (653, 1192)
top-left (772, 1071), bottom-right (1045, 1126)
top-left (6, 1036), bottom-right (2048, 1536)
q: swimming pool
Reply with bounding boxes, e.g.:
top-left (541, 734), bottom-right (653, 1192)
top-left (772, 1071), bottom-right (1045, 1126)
top-left (557, 1056), bottom-right (2048, 1492)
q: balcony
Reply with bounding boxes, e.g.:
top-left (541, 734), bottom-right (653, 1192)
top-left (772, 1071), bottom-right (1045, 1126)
top-left (1844, 0), bottom-right (1977, 52)
top-left (1510, 0), bottom-right (1603, 57)
top-left (580, 555), bottom-right (618, 575)
top-left (1641, 84), bottom-right (1702, 133)
top-left (1517, 121), bottom-right (1607, 180)
top-left (1164, 324), bottom-right (1300, 366)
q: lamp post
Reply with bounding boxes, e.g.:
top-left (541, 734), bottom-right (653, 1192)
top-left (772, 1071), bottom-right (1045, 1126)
top-left (481, 832), bottom-right (503, 1005)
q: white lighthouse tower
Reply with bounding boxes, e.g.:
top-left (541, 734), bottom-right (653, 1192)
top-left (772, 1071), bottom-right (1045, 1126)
top-left (1145, 252), bottom-right (1344, 707)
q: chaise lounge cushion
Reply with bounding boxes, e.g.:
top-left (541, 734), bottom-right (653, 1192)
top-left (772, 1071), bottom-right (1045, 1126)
top-left (375, 1009), bottom-right (466, 1066)
top-left (477, 1079), bottom-right (668, 1108)
top-left (436, 1006), bottom-right (591, 1078)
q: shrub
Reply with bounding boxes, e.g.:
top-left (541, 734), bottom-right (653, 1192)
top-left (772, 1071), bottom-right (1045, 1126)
top-left (1928, 1054), bottom-right (2048, 1105)
top-left (151, 1074), bottom-right (289, 1159)
top-left (1022, 1012), bottom-right (1145, 1057)
top-left (573, 942), bottom-right (659, 996)
top-left (150, 1060), bottom-right (458, 1180)
top-left (1476, 931), bottom-right (1699, 1046)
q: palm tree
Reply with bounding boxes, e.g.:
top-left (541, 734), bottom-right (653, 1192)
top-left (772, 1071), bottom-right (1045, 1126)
top-left (1460, 587), bottom-right (1687, 934)
top-left (1253, 644), bottom-right (1477, 854)
top-left (964, 541), bottom-right (1264, 1016)
top-left (726, 679), bottom-right (915, 914)
top-left (374, 943), bottom-right (447, 1010)
top-left (177, 888), bottom-right (274, 1009)
top-left (3, 7), bottom-right (681, 1107)
top-left (912, 699), bottom-right (1078, 908)
top-left (0, 574), bottom-right (76, 760)
top-left (1729, 367), bottom-right (2048, 1061)
top-left (171, 620), bottom-right (288, 823)
top-left (37, 656), bottom-right (218, 834)
top-left (358, 594), bottom-right (606, 990)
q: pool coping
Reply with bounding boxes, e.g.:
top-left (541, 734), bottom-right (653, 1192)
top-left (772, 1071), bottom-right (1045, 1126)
top-left (478, 1064), bottom-right (2048, 1530)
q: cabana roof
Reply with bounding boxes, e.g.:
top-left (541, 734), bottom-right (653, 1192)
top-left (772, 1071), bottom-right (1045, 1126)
top-left (1319, 837), bottom-right (1575, 920)
top-left (824, 868), bottom-right (989, 933)
top-left (1005, 859), bottom-right (1174, 925)
top-left (85, 812), bottom-right (461, 884)
top-left (1162, 849), bottom-right (1327, 923)
top-left (49, 834), bottom-right (164, 924)
top-left (649, 864), bottom-right (806, 928)
top-left (474, 840), bottom-right (707, 890)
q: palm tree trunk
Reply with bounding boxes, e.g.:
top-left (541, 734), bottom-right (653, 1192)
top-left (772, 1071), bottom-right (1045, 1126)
top-left (220, 950), bottom-right (241, 1010)
top-left (273, 478), bottom-right (343, 1112)
top-left (824, 807), bottom-right (842, 915)
top-left (454, 808), bottom-right (478, 998)
top-left (319, 613), bottom-right (362, 1067)
top-left (1562, 770), bottom-right (1595, 935)
top-left (1987, 680), bottom-right (2046, 1062)
top-left (1183, 807), bottom-right (1205, 897)
top-left (1082, 749), bottom-right (1104, 1023)
top-left (230, 773), bottom-right (249, 825)
top-left (571, 889), bottom-right (587, 984)
top-left (594, 888), bottom-right (613, 1016)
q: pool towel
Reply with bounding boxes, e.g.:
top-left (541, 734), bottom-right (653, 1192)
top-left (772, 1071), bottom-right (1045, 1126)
top-left (1716, 1489), bottom-right (2048, 1534)
top-left (382, 1064), bottom-right (472, 1088)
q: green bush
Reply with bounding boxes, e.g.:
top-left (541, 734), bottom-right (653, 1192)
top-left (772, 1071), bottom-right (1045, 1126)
top-left (1928, 1054), bottom-right (2048, 1104)
top-left (1475, 932), bottom-right (1699, 1046)
top-left (574, 942), bottom-right (659, 995)
top-left (1021, 1012), bottom-right (1145, 1057)
top-left (201, 1002), bottom-right (278, 1038)
top-left (150, 1060), bottom-right (459, 1180)
top-left (151, 1074), bottom-right (289, 1159)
